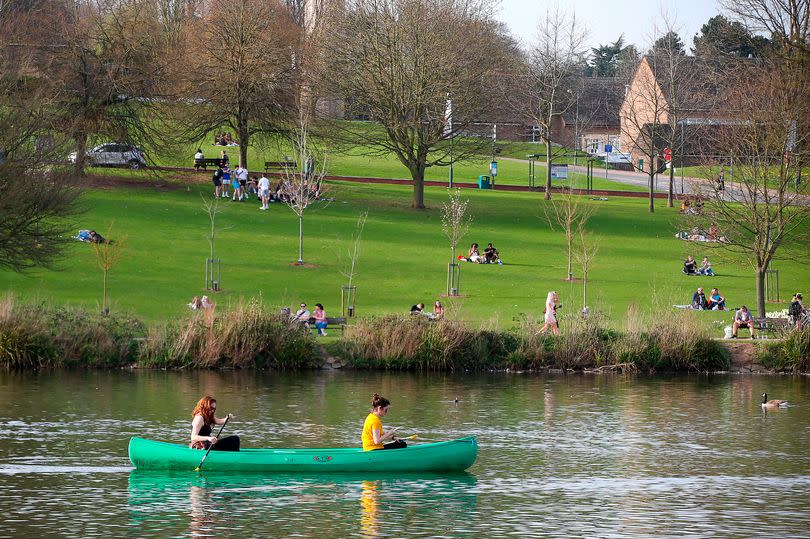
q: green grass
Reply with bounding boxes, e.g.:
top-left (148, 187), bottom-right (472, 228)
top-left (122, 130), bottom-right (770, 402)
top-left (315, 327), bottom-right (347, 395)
top-left (146, 129), bottom-right (641, 192)
top-left (2, 176), bottom-right (806, 329)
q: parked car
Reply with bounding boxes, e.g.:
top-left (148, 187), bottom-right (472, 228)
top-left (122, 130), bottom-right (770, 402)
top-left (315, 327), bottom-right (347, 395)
top-left (68, 143), bottom-right (146, 169)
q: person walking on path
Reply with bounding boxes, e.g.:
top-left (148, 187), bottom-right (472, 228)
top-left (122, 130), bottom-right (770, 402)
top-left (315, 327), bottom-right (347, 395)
top-left (538, 291), bottom-right (560, 335)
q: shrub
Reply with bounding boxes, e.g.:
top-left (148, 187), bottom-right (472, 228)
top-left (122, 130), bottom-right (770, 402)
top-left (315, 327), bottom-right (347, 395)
top-left (138, 299), bottom-right (318, 369)
top-left (0, 296), bottom-right (145, 368)
top-left (757, 329), bottom-right (810, 372)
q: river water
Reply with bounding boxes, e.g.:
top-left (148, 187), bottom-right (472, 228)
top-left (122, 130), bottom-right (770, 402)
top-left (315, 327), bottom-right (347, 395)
top-left (1, 370), bottom-right (808, 538)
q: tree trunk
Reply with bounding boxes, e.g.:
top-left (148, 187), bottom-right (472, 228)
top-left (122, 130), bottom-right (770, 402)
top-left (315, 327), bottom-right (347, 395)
top-left (566, 234), bottom-right (573, 280)
top-left (237, 115), bottom-right (249, 169)
top-left (755, 264), bottom-right (766, 318)
top-left (102, 268), bottom-right (109, 315)
top-left (73, 133), bottom-right (88, 177)
top-left (582, 272), bottom-right (587, 310)
top-left (409, 164), bottom-right (426, 209)
top-left (668, 164), bottom-right (674, 208)
top-left (298, 215), bottom-right (304, 264)
top-left (545, 139), bottom-right (552, 200)
top-left (648, 170), bottom-right (655, 213)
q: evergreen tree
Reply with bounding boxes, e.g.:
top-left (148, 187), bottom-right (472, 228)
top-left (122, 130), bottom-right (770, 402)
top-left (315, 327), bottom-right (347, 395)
top-left (651, 31), bottom-right (686, 55)
top-left (692, 15), bottom-right (771, 57)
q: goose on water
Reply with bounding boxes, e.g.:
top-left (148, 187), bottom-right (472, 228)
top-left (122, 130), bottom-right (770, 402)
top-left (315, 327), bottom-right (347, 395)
top-left (761, 393), bottom-right (789, 409)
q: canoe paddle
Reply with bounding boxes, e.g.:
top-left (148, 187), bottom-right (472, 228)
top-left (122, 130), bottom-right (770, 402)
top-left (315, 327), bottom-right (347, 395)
top-left (398, 434), bottom-right (418, 441)
top-left (194, 416), bottom-right (229, 472)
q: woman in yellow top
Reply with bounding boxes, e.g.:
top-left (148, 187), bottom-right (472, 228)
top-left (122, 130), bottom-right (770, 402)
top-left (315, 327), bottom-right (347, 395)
top-left (361, 393), bottom-right (407, 451)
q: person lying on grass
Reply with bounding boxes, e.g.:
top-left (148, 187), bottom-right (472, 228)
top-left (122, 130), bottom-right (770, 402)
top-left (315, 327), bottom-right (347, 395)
top-left (362, 393), bottom-right (406, 451)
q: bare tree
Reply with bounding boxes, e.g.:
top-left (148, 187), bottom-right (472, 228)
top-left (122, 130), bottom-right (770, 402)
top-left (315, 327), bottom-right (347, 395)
top-left (573, 224), bottom-right (599, 314)
top-left (720, 0), bottom-right (810, 64)
top-left (280, 115), bottom-right (327, 265)
top-left (340, 210), bottom-right (368, 291)
top-left (201, 195), bottom-right (232, 290)
top-left (92, 225), bottom-right (126, 315)
top-left (323, 0), bottom-right (509, 209)
top-left (544, 187), bottom-right (596, 281)
top-left (441, 189), bottom-right (472, 263)
top-left (45, 0), bottom-right (177, 176)
top-left (687, 62), bottom-right (809, 318)
top-left (176, 0), bottom-right (299, 169)
top-left (516, 6), bottom-right (588, 200)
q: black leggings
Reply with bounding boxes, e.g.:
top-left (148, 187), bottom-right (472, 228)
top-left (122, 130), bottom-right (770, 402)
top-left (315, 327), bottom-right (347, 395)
top-left (380, 440), bottom-right (407, 450)
top-left (210, 435), bottom-right (240, 452)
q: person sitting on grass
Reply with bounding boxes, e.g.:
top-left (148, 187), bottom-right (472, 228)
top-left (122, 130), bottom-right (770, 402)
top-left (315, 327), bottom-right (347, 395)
top-left (683, 255), bottom-right (697, 274)
top-left (188, 296), bottom-right (203, 310)
top-left (313, 303), bottom-right (328, 336)
top-left (362, 393), bottom-right (406, 451)
top-left (200, 296), bottom-right (214, 310)
top-left (692, 287), bottom-right (708, 310)
top-left (410, 303), bottom-right (425, 314)
top-left (732, 305), bottom-right (755, 339)
top-left (697, 256), bottom-right (715, 276)
top-left (468, 243), bottom-right (484, 263)
top-left (428, 301), bottom-right (444, 320)
top-left (484, 243), bottom-right (502, 265)
top-left (707, 287), bottom-right (726, 310)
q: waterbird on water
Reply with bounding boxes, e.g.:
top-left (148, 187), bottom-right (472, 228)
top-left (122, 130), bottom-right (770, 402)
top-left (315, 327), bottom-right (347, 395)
top-left (761, 393), bottom-right (789, 409)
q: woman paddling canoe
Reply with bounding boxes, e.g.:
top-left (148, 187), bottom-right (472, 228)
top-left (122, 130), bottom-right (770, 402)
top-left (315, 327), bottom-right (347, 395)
top-left (362, 393), bottom-right (407, 451)
top-left (190, 395), bottom-right (240, 451)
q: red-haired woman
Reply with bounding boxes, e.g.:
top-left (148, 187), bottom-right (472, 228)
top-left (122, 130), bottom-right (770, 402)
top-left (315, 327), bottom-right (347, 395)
top-left (190, 395), bottom-right (240, 451)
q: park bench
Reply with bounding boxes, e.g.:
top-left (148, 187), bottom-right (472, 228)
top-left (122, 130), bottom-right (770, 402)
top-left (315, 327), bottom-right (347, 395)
top-left (751, 317), bottom-right (791, 338)
top-left (307, 316), bottom-right (347, 331)
top-left (264, 160), bottom-right (296, 172)
top-left (194, 157), bottom-right (226, 170)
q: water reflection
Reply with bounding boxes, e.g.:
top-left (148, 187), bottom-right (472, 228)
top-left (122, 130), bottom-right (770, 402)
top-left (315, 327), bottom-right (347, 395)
top-left (128, 471), bottom-right (477, 538)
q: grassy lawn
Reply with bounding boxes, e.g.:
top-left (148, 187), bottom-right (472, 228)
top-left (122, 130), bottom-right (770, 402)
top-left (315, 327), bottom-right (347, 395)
top-left (2, 177), bottom-right (806, 330)
top-left (147, 131), bottom-right (642, 192)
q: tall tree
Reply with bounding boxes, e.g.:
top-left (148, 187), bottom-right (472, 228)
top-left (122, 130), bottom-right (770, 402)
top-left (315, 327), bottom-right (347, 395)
top-left (586, 35), bottom-right (625, 77)
top-left (176, 0), bottom-right (299, 169)
top-left (692, 14), bottom-right (771, 57)
top-left (517, 6), bottom-right (588, 200)
top-left (323, 0), bottom-right (509, 209)
top-left (651, 31), bottom-right (686, 55)
top-left (687, 62), bottom-right (809, 318)
top-left (45, 0), bottom-right (176, 176)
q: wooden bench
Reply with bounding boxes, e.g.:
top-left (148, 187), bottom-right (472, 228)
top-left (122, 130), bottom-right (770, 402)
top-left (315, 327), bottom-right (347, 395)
top-left (194, 157), bottom-right (226, 170)
top-left (751, 317), bottom-right (791, 338)
top-left (307, 316), bottom-right (347, 331)
top-left (265, 160), bottom-right (296, 172)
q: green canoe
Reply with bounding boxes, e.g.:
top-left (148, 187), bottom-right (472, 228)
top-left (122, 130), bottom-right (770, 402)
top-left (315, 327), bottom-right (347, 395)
top-left (128, 436), bottom-right (478, 473)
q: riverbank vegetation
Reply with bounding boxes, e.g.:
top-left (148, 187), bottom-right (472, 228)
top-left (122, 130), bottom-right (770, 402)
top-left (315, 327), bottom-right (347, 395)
top-left (756, 329), bottom-right (810, 373)
top-left (1, 297), bottom-right (734, 372)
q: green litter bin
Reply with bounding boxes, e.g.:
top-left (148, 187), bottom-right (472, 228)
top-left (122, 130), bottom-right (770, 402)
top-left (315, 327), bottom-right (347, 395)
top-left (478, 175), bottom-right (490, 189)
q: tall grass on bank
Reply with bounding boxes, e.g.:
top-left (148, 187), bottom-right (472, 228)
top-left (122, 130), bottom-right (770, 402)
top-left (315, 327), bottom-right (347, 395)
top-left (139, 299), bottom-right (317, 369)
top-left (336, 310), bottom-right (730, 372)
top-left (756, 329), bottom-right (810, 372)
top-left (0, 296), bottom-right (145, 368)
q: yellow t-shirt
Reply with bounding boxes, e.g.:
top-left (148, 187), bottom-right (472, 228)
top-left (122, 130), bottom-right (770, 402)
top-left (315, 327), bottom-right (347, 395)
top-left (362, 413), bottom-right (384, 451)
